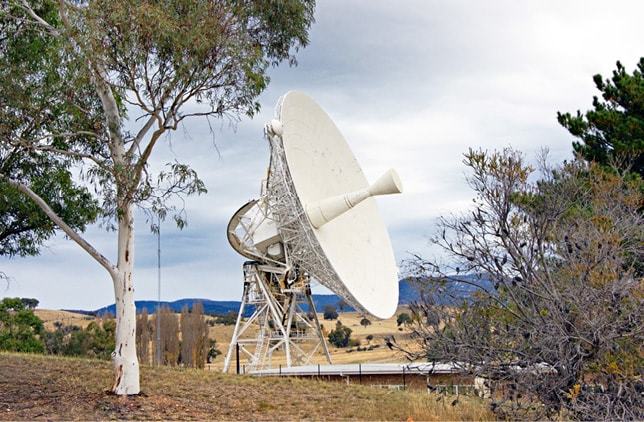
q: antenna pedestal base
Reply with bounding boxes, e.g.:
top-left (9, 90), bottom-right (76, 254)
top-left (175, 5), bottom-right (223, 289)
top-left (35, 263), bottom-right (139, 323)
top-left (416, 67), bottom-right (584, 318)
top-left (222, 262), bottom-right (332, 373)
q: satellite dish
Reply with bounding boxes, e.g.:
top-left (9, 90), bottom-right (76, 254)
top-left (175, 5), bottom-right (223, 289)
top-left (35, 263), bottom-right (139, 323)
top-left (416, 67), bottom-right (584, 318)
top-left (223, 91), bottom-right (402, 372)
top-left (270, 91), bottom-right (401, 319)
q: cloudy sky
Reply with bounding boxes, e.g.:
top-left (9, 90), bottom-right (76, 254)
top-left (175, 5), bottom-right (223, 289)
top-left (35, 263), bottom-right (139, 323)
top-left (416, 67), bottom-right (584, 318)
top-left (2, 0), bottom-right (643, 310)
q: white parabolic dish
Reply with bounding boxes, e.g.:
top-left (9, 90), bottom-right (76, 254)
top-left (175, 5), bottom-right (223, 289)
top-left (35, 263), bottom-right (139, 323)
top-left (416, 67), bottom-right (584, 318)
top-left (274, 91), bottom-right (400, 319)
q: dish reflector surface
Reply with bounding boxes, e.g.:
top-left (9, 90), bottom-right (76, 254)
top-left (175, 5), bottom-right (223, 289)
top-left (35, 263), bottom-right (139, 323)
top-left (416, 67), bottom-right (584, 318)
top-left (274, 91), bottom-right (399, 319)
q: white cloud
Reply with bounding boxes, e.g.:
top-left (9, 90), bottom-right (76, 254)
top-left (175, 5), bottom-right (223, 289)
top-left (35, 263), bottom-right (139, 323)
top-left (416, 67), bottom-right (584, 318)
top-left (2, 0), bottom-right (643, 309)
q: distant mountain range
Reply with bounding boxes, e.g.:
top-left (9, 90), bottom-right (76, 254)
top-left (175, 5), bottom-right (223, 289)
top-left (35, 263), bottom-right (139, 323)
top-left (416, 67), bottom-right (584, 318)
top-left (71, 276), bottom-right (491, 317)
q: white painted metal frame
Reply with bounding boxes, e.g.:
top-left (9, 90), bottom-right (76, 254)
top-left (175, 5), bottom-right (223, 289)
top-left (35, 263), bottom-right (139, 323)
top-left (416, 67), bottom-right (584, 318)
top-left (264, 126), bottom-right (367, 315)
top-left (222, 261), bottom-right (331, 373)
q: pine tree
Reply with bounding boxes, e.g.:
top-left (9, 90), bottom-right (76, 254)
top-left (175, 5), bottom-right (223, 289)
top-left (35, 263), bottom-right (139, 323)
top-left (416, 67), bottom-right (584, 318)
top-left (558, 58), bottom-right (644, 177)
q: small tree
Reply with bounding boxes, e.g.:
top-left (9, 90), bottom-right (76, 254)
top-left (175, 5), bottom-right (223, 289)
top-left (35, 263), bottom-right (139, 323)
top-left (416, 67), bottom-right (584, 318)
top-left (20, 298), bottom-right (39, 309)
top-left (323, 305), bottom-right (338, 320)
top-left (327, 321), bottom-right (352, 348)
top-left (402, 148), bottom-right (643, 420)
top-left (180, 302), bottom-right (209, 368)
top-left (336, 299), bottom-right (349, 312)
top-left (359, 317), bottom-right (371, 328)
top-left (153, 306), bottom-right (179, 366)
top-left (396, 312), bottom-right (412, 327)
top-left (207, 338), bottom-right (221, 363)
top-left (81, 316), bottom-right (116, 359)
top-left (0, 297), bottom-right (44, 352)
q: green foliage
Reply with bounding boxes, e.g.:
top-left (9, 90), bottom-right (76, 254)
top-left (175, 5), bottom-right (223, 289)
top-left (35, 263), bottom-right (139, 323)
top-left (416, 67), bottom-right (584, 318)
top-left (0, 0), bottom-right (100, 257)
top-left (323, 305), bottom-right (338, 320)
top-left (408, 149), bottom-right (643, 420)
top-left (327, 320), bottom-right (352, 348)
top-left (19, 298), bottom-right (39, 309)
top-left (0, 170), bottom-right (100, 257)
top-left (207, 338), bottom-right (221, 363)
top-left (558, 58), bottom-right (644, 177)
top-left (61, 0), bottom-right (316, 229)
top-left (213, 311), bottom-right (238, 326)
top-left (0, 297), bottom-right (44, 352)
top-left (359, 317), bottom-right (371, 327)
top-left (42, 317), bottom-right (115, 359)
top-left (1, 0), bottom-right (316, 253)
top-left (396, 312), bottom-right (412, 327)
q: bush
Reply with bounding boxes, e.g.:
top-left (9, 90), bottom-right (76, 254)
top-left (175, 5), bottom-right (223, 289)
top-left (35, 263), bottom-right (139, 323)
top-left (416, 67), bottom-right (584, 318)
top-left (214, 312), bottom-right (238, 326)
top-left (404, 150), bottom-right (644, 420)
top-left (207, 339), bottom-right (221, 363)
top-left (43, 317), bottom-right (115, 359)
top-left (396, 312), bottom-right (412, 327)
top-left (327, 321), bottom-right (352, 348)
top-left (0, 297), bottom-right (44, 353)
top-left (323, 305), bottom-right (338, 320)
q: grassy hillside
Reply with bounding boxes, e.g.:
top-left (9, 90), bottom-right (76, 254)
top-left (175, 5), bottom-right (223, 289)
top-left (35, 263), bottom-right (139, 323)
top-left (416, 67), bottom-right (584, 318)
top-left (35, 308), bottom-right (417, 368)
top-left (34, 309), bottom-right (95, 330)
top-left (0, 353), bottom-right (492, 420)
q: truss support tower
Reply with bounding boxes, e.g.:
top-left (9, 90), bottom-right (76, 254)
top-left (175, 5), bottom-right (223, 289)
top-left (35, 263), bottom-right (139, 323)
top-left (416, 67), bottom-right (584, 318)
top-left (222, 261), bottom-right (332, 373)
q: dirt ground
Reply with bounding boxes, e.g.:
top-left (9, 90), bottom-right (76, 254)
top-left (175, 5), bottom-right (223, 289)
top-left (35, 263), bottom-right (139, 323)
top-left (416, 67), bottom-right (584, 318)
top-left (0, 352), bottom-right (492, 421)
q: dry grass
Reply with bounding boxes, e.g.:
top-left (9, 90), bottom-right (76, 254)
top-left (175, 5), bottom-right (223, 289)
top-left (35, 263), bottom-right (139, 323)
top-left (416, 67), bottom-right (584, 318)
top-left (209, 309), bottom-right (418, 370)
top-left (0, 352), bottom-right (493, 421)
top-left (34, 309), bottom-right (95, 330)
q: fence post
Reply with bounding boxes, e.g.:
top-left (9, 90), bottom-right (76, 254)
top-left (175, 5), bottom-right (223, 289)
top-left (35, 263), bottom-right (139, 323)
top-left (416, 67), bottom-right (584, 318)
top-left (318, 363), bottom-right (320, 378)
top-left (279, 364), bottom-right (282, 375)
top-left (402, 366), bottom-right (406, 390)
top-left (359, 363), bottom-right (362, 384)
top-left (235, 343), bottom-right (240, 375)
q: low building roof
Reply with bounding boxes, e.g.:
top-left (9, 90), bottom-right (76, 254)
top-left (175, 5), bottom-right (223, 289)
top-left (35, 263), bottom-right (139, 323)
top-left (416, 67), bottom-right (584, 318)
top-left (250, 362), bottom-right (466, 377)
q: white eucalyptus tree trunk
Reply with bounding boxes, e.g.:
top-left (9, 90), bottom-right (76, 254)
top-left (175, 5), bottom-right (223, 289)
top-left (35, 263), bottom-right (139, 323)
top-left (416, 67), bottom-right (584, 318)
top-left (110, 202), bottom-right (140, 395)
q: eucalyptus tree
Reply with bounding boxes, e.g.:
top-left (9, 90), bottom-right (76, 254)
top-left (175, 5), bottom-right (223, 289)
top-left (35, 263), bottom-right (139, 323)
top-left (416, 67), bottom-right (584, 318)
top-left (1, 0), bottom-right (315, 394)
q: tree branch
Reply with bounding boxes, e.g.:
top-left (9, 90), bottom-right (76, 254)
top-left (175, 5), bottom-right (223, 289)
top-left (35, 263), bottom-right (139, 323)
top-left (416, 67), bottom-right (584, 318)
top-left (17, 0), bottom-right (59, 36)
top-left (12, 137), bottom-right (110, 170)
top-left (2, 175), bottom-right (116, 277)
top-left (126, 113), bottom-right (160, 158)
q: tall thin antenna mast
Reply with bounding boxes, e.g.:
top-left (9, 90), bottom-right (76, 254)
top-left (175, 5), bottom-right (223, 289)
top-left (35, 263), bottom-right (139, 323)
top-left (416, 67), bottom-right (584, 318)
top-left (156, 215), bottom-right (161, 366)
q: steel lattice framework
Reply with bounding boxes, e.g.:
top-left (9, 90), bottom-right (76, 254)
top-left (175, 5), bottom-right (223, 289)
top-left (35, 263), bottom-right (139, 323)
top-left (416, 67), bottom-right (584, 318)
top-left (222, 262), bottom-right (330, 373)
top-left (264, 128), bottom-right (368, 316)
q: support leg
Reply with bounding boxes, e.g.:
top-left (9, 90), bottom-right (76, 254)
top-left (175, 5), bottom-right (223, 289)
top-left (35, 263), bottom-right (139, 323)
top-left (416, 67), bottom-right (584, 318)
top-left (284, 294), bottom-right (297, 367)
top-left (223, 282), bottom-right (248, 373)
top-left (306, 288), bottom-right (332, 364)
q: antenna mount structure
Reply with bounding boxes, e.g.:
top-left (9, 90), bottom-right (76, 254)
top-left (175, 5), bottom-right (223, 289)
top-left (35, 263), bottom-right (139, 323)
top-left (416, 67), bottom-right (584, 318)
top-left (223, 92), bottom-right (402, 373)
